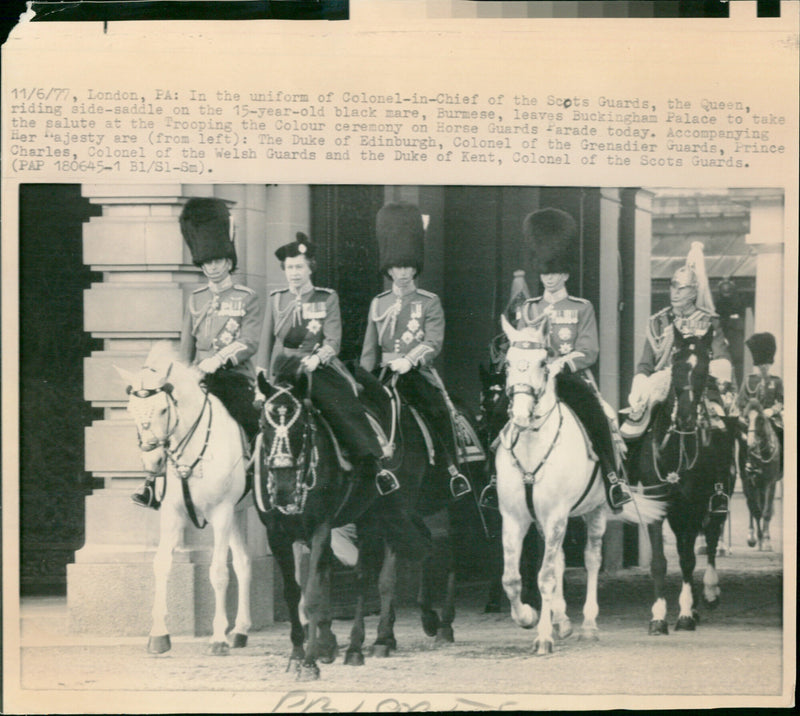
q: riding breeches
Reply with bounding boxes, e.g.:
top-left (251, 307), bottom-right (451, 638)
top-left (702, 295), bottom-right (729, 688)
top-left (202, 369), bottom-right (260, 443)
top-left (396, 370), bottom-right (460, 466)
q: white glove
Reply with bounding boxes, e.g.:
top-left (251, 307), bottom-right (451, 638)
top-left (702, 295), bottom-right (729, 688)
top-left (709, 358), bottom-right (733, 385)
top-left (197, 355), bottom-right (223, 374)
top-left (627, 373), bottom-right (649, 416)
top-left (764, 407), bottom-right (774, 418)
top-left (301, 354), bottom-right (321, 372)
top-left (388, 357), bottom-right (413, 374)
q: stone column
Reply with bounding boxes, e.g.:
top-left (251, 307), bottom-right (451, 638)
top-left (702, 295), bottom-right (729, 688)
top-left (68, 184), bottom-right (275, 636)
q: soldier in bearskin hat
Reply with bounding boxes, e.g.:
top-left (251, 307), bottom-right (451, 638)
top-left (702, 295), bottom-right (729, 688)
top-left (360, 202), bottom-right (471, 499)
top-left (131, 197), bottom-right (263, 509)
top-left (515, 208), bottom-right (632, 512)
top-left (737, 332), bottom-right (783, 457)
top-left (256, 232), bottom-right (399, 497)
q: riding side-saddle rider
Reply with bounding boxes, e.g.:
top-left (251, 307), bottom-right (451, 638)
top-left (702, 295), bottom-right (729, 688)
top-left (514, 208), bottom-right (632, 513)
top-left (737, 331), bottom-right (783, 468)
top-left (255, 232), bottom-right (400, 498)
top-left (621, 241), bottom-right (737, 510)
top-left (132, 197), bottom-right (263, 509)
top-left (359, 201), bottom-right (472, 500)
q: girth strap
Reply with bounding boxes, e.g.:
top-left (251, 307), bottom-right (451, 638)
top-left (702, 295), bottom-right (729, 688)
top-left (524, 460), bottom-right (601, 520)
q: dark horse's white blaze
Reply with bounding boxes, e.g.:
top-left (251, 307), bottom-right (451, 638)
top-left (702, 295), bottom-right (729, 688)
top-left (496, 316), bottom-right (665, 655)
top-left (118, 342), bottom-right (252, 655)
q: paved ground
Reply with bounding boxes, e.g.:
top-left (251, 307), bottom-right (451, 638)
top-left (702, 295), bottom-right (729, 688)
top-left (7, 494), bottom-right (793, 713)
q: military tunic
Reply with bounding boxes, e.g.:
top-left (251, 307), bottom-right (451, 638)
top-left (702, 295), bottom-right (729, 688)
top-left (360, 286), bottom-right (444, 373)
top-left (180, 277), bottom-right (262, 382)
top-left (516, 288), bottom-right (599, 378)
top-left (737, 372), bottom-right (784, 430)
top-left (635, 306), bottom-right (731, 377)
top-left (258, 285), bottom-right (341, 379)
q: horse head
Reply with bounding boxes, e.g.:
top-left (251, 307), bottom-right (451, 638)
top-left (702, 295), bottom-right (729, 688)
top-left (669, 326), bottom-right (712, 433)
top-left (116, 342), bottom-right (185, 475)
top-left (500, 314), bottom-right (554, 429)
top-left (257, 370), bottom-right (315, 514)
top-left (743, 398), bottom-right (774, 455)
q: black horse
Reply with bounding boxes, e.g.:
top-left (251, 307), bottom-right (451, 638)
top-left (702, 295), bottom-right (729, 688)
top-left (738, 398), bottom-right (782, 552)
top-left (624, 327), bottom-right (736, 634)
top-left (255, 368), bottom-right (486, 679)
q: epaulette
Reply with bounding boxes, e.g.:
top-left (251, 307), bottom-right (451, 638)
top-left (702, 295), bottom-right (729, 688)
top-left (270, 287), bottom-right (289, 296)
top-left (416, 288), bottom-right (438, 299)
top-left (376, 289), bottom-right (392, 299)
top-left (313, 286), bottom-right (335, 295)
top-left (567, 295), bottom-right (590, 305)
top-left (528, 296), bottom-right (543, 303)
top-left (233, 284), bottom-right (256, 295)
top-left (192, 285), bottom-right (209, 294)
top-left (653, 306), bottom-right (671, 319)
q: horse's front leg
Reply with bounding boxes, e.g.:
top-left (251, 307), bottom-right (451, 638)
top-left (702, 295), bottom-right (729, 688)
top-left (500, 504), bottom-right (537, 630)
top-left (648, 520), bottom-right (669, 635)
top-left (534, 515), bottom-right (568, 655)
top-left (297, 525), bottom-right (332, 681)
top-left (374, 541), bottom-right (398, 656)
top-left (579, 506), bottom-right (607, 641)
top-left (266, 524), bottom-right (305, 670)
top-left (227, 509), bottom-right (252, 648)
top-left (702, 514), bottom-right (725, 608)
top-left (345, 538), bottom-right (368, 666)
top-left (148, 504), bottom-right (183, 654)
top-left (207, 502), bottom-right (235, 655)
top-left (761, 480), bottom-right (777, 551)
top-left (675, 529), bottom-right (699, 631)
top-left (550, 546), bottom-right (571, 640)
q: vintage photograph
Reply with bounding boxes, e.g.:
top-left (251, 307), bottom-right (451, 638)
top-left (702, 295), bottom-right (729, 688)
top-left (15, 183), bottom-right (785, 705)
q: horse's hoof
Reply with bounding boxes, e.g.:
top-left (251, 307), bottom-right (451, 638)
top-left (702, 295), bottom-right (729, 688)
top-left (208, 641), bottom-right (230, 656)
top-left (703, 596), bottom-right (719, 610)
top-left (675, 616), bottom-right (696, 631)
top-left (578, 628), bottom-right (599, 642)
top-left (761, 541), bottom-right (772, 552)
top-left (147, 635), bottom-right (171, 654)
top-left (344, 649), bottom-right (365, 666)
top-left (421, 610), bottom-right (440, 637)
top-left (296, 662), bottom-right (321, 681)
top-left (747, 537), bottom-right (757, 548)
top-left (533, 638), bottom-right (553, 655)
top-left (316, 634), bottom-right (339, 664)
top-left (648, 619), bottom-right (668, 636)
top-left (554, 620), bottom-right (573, 640)
top-left (372, 643), bottom-right (393, 658)
top-left (435, 626), bottom-right (454, 645)
top-left (230, 633), bottom-right (248, 649)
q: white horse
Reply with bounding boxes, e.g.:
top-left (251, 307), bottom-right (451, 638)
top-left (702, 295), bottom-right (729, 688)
top-left (496, 316), bottom-right (665, 655)
top-left (117, 342), bottom-right (252, 655)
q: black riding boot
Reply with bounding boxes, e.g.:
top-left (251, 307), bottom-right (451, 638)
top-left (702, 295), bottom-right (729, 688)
top-left (131, 475), bottom-right (160, 510)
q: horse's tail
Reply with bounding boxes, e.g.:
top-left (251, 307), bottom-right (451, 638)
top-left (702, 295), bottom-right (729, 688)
top-left (607, 490), bottom-right (667, 525)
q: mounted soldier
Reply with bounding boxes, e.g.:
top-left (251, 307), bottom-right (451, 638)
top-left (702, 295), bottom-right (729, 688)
top-left (131, 197), bottom-right (263, 509)
top-left (737, 331), bottom-right (783, 463)
top-left (515, 208), bottom-right (632, 513)
top-left (621, 240), bottom-right (736, 440)
top-left (360, 201), bottom-right (472, 499)
top-left (256, 232), bottom-right (399, 498)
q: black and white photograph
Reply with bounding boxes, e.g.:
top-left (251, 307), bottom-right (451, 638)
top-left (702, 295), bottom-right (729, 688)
top-left (11, 182), bottom-right (787, 706)
top-left (2, 2), bottom-right (797, 712)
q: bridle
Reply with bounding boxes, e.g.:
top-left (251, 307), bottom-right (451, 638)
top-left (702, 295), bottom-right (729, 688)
top-left (127, 377), bottom-right (179, 454)
top-left (505, 339), bottom-right (552, 424)
top-left (257, 384), bottom-right (318, 516)
top-left (746, 404), bottom-right (779, 468)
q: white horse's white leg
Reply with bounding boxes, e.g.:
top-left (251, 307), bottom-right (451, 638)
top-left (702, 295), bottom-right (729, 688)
top-left (651, 598), bottom-right (667, 622)
top-left (207, 503), bottom-right (234, 655)
top-left (579, 506), bottom-right (606, 641)
top-left (228, 511), bottom-right (252, 647)
top-left (703, 564), bottom-right (720, 604)
top-left (500, 509), bottom-right (537, 629)
top-left (149, 506), bottom-right (182, 653)
top-left (534, 516), bottom-right (568, 655)
top-left (551, 547), bottom-right (572, 640)
top-left (677, 581), bottom-right (694, 620)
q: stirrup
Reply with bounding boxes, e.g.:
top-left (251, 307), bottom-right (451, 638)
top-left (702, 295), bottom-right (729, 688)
top-left (449, 472), bottom-right (472, 499)
top-left (607, 477), bottom-right (631, 513)
top-left (708, 485), bottom-right (729, 515)
top-left (131, 482), bottom-right (160, 510)
top-left (375, 468), bottom-right (400, 496)
top-left (478, 478), bottom-right (499, 510)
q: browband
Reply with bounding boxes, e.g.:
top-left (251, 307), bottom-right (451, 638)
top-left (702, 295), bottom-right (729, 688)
top-left (510, 341), bottom-right (547, 350)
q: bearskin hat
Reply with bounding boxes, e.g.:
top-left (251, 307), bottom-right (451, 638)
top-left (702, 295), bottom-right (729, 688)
top-left (179, 197), bottom-right (237, 271)
top-left (523, 208), bottom-right (576, 275)
top-left (275, 232), bottom-right (315, 262)
top-left (377, 202), bottom-right (425, 277)
top-left (745, 332), bottom-right (777, 366)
